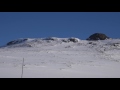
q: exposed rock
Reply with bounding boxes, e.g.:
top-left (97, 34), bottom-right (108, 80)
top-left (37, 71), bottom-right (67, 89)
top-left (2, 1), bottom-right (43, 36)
top-left (68, 37), bottom-right (80, 42)
top-left (111, 43), bottom-right (120, 47)
top-left (62, 39), bottom-right (69, 42)
top-left (44, 37), bottom-right (58, 41)
top-left (7, 39), bottom-right (28, 45)
top-left (87, 33), bottom-right (109, 40)
top-left (88, 42), bottom-right (97, 45)
top-left (61, 38), bottom-right (80, 43)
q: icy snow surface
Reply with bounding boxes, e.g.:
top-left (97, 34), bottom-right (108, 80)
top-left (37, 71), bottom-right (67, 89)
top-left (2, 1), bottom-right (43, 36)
top-left (0, 37), bottom-right (120, 78)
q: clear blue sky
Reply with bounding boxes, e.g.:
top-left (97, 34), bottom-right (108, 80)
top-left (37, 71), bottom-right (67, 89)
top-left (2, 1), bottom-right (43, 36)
top-left (0, 12), bottom-right (120, 46)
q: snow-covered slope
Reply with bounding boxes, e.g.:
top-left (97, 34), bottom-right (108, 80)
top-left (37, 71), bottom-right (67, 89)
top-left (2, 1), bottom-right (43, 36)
top-left (0, 37), bottom-right (120, 78)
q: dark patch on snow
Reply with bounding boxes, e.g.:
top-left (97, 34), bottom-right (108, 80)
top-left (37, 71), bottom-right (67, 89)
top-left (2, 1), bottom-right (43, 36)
top-left (62, 38), bottom-right (80, 43)
top-left (88, 42), bottom-right (97, 45)
top-left (43, 37), bottom-right (58, 41)
top-left (7, 39), bottom-right (28, 46)
top-left (68, 37), bottom-right (79, 43)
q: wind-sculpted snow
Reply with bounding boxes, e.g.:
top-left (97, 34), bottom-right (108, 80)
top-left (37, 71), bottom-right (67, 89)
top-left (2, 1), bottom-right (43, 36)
top-left (0, 38), bottom-right (120, 78)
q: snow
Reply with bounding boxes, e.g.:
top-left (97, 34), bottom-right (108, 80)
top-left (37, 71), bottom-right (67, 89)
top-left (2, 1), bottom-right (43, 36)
top-left (0, 38), bottom-right (120, 78)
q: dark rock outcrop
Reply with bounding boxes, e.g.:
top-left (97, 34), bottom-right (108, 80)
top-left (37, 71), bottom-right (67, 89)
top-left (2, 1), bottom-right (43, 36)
top-left (44, 37), bottom-right (59, 41)
top-left (7, 39), bottom-right (28, 45)
top-left (86, 33), bottom-right (109, 40)
top-left (62, 38), bottom-right (80, 43)
top-left (68, 37), bottom-right (79, 42)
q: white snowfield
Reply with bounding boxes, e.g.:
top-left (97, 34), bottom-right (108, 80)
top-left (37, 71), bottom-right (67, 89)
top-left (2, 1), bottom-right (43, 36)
top-left (0, 37), bottom-right (120, 78)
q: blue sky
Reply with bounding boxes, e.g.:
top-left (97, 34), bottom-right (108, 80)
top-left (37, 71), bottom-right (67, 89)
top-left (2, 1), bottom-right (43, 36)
top-left (0, 12), bottom-right (120, 46)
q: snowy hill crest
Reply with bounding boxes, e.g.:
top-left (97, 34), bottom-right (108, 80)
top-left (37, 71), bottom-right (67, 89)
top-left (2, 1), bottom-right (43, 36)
top-left (3, 37), bottom-right (120, 49)
top-left (5, 37), bottom-right (80, 48)
top-left (1, 37), bottom-right (120, 78)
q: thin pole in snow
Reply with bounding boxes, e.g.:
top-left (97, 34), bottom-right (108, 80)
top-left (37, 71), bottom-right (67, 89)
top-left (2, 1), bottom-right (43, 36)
top-left (21, 58), bottom-right (24, 78)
